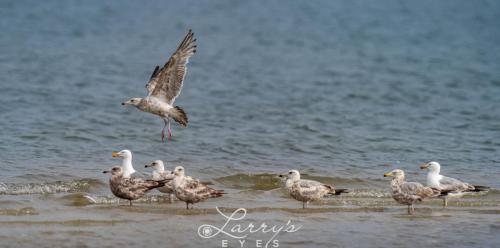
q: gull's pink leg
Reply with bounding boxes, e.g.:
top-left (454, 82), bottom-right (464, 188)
top-left (161, 119), bottom-right (167, 142)
top-left (167, 118), bottom-right (172, 140)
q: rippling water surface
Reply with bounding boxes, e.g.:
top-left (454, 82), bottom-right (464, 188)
top-left (1, 0), bottom-right (499, 247)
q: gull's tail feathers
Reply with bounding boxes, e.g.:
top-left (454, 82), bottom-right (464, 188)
top-left (170, 106), bottom-right (188, 127)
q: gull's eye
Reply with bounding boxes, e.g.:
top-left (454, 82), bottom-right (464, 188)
top-left (289, 172), bottom-right (292, 174)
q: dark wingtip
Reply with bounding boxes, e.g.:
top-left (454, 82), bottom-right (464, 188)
top-left (335, 189), bottom-right (349, 195)
top-left (472, 185), bottom-right (490, 192)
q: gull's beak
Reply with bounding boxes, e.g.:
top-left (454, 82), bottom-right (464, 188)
top-left (122, 100), bottom-right (130, 106)
top-left (112, 152), bottom-right (121, 158)
top-left (278, 174), bottom-right (284, 178)
top-left (103, 170), bottom-right (110, 174)
top-left (145, 164), bottom-right (151, 168)
top-left (420, 163), bottom-right (429, 169)
top-left (383, 172), bottom-right (393, 177)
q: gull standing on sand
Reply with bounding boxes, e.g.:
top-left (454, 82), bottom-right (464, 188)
top-left (279, 170), bottom-right (348, 209)
top-left (171, 166), bottom-right (224, 209)
top-left (145, 160), bottom-right (175, 202)
top-left (121, 29), bottom-right (197, 142)
top-left (111, 149), bottom-right (138, 178)
top-left (103, 166), bottom-right (169, 206)
top-left (384, 169), bottom-right (441, 214)
top-left (420, 161), bottom-right (489, 207)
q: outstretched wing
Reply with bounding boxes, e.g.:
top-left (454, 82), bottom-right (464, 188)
top-left (146, 29), bottom-right (197, 104)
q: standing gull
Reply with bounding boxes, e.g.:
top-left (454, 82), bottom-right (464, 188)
top-left (145, 160), bottom-right (175, 202)
top-left (384, 169), bottom-right (441, 214)
top-left (122, 29), bottom-right (196, 141)
top-left (111, 149), bottom-right (138, 178)
top-left (279, 170), bottom-right (348, 209)
top-left (103, 166), bottom-right (169, 206)
top-left (171, 166), bottom-right (224, 209)
top-left (420, 161), bottom-right (489, 207)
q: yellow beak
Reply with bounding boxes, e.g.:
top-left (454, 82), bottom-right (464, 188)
top-left (420, 163), bottom-right (429, 169)
top-left (112, 152), bottom-right (120, 157)
top-left (383, 172), bottom-right (393, 177)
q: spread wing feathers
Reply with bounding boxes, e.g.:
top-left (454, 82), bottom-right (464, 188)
top-left (400, 182), bottom-right (436, 199)
top-left (439, 176), bottom-right (475, 192)
top-left (184, 177), bottom-right (224, 199)
top-left (146, 29), bottom-right (197, 104)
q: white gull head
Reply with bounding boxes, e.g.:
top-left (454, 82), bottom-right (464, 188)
top-left (111, 149), bottom-right (136, 178)
top-left (420, 161), bottom-right (441, 173)
top-left (121, 97), bottom-right (142, 107)
top-left (286, 170), bottom-right (301, 181)
top-left (145, 160), bottom-right (165, 172)
top-left (173, 166), bottom-right (185, 177)
top-left (420, 161), bottom-right (442, 188)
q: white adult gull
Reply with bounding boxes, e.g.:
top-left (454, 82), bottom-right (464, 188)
top-left (279, 170), bottom-right (348, 209)
top-left (122, 29), bottom-right (196, 141)
top-left (111, 149), bottom-right (137, 178)
top-left (145, 160), bottom-right (175, 202)
top-left (420, 161), bottom-right (490, 207)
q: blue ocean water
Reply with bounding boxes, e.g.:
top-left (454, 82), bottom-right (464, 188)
top-left (0, 0), bottom-right (499, 187)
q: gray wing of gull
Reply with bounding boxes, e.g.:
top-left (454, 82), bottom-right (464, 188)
top-left (439, 176), bottom-right (474, 192)
top-left (146, 30), bottom-right (196, 104)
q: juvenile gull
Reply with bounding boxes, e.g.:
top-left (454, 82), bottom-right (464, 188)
top-left (279, 170), bottom-right (348, 209)
top-left (122, 29), bottom-right (197, 142)
top-left (111, 149), bottom-right (137, 178)
top-left (384, 169), bottom-right (441, 214)
top-left (171, 166), bottom-right (224, 209)
top-left (145, 160), bottom-right (175, 202)
top-left (420, 161), bottom-right (490, 207)
top-left (103, 166), bottom-right (169, 206)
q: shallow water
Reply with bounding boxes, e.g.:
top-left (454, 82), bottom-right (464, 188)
top-left (1, 0), bottom-right (500, 247)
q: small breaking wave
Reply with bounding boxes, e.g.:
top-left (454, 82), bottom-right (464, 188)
top-left (0, 179), bottom-right (104, 195)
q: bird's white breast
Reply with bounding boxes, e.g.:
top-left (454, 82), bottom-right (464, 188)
top-left (426, 173), bottom-right (442, 188)
top-left (142, 97), bottom-right (173, 117)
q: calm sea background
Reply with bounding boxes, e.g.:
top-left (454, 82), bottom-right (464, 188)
top-left (0, 1), bottom-right (499, 247)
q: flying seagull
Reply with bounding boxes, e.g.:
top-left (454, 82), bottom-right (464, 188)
top-left (384, 169), bottom-right (442, 214)
top-left (420, 161), bottom-right (489, 207)
top-left (279, 170), bottom-right (348, 209)
top-left (122, 29), bottom-right (197, 141)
